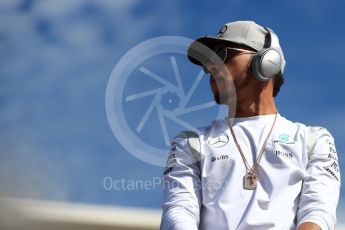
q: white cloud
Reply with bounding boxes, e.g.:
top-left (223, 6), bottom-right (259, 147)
top-left (0, 0), bottom-right (22, 9)
top-left (0, 0), bottom-right (185, 203)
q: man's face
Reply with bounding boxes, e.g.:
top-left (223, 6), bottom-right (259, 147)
top-left (203, 44), bottom-right (256, 104)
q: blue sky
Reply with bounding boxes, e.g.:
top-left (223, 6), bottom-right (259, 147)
top-left (0, 0), bottom-right (344, 223)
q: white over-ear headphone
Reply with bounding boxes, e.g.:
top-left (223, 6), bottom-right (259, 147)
top-left (251, 28), bottom-right (284, 81)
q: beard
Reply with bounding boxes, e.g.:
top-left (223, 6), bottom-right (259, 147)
top-left (213, 91), bottom-right (227, 104)
top-left (213, 91), bottom-right (220, 104)
top-left (210, 76), bottom-right (235, 105)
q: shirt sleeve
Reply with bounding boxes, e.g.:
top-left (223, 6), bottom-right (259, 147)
top-left (297, 127), bottom-right (341, 230)
top-left (160, 133), bottom-right (202, 230)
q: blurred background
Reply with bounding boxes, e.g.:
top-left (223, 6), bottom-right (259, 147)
top-left (0, 0), bottom-right (344, 228)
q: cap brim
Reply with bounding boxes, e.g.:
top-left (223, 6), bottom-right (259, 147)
top-left (187, 36), bottom-right (235, 66)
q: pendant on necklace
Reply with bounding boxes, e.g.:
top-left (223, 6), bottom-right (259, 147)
top-left (243, 171), bottom-right (257, 190)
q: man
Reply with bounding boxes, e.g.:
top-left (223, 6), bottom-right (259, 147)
top-left (160, 21), bottom-right (341, 229)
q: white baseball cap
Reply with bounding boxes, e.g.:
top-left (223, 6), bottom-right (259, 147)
top-left (187, 20), bottom-right (286, 72)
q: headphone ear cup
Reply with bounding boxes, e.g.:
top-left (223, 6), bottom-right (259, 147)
top-left (251, 52), bottom-right (263, 81)
top-left (251, 48), bottom-right (282, 81)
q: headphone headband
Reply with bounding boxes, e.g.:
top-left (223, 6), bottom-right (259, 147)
top-left (264, 28), bottom-right (280, 51)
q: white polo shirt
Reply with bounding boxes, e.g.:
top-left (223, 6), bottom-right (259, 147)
top-left (160, 113), bottom-right (340, 230)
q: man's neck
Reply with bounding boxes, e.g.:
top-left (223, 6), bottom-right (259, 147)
top-left (230, 88), bottom-right (277, 118)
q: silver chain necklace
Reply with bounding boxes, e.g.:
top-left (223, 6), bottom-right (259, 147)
top-left (227, 112), bottom-right (278, 190)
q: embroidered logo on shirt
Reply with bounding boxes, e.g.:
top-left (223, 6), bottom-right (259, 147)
top-left (211, 154), bottom-right (229, 162)
top-left (326, 139), bottom-right (338, 160)
top-left (324, 161), bottom-right (340, 181)
top-left (208, 135), bottom-right (229, 148)
top-left (329, 146), bottom-right (337, 154)
top-left (163, 145), bottom-right (178, 175)
top-left (275, 150), bottom-right (293, 160)
top-left (279, 134), bottom-right (290, 142)
top-left (273, 133), bottom-right (295, 144)
top-left (326, 138), bottom-right (335, 146)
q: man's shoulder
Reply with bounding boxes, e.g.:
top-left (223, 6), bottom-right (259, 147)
top-left (278, 114), bottom-right (315, 136)
top-left (278, 114), bottom-right (307, 128)
top-left (279, 114), bottom-right (332, 133)
top-left (278, 114), bottom-right (334, 145)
